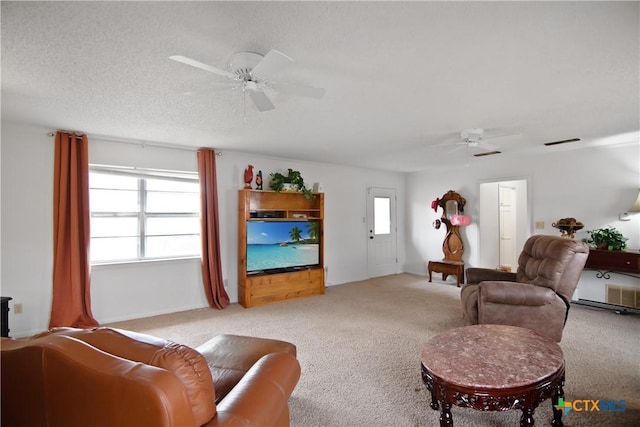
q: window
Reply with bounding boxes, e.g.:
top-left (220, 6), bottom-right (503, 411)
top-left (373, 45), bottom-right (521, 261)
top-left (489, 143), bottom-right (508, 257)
top-left (89, 166), bottom-right (201, 263)
top-left (373, 196), bottom-right (391, 235)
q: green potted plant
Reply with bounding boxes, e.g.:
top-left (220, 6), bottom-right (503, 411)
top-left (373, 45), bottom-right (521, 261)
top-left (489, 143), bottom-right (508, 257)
top-left (584, 226), bottom-right (628, 251)
top-left (269, 168), bottom-right (313, 199)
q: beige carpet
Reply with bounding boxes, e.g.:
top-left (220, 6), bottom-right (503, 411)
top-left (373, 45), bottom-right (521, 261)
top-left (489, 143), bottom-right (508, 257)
top-left (108, 274), bottom-right (640, 426)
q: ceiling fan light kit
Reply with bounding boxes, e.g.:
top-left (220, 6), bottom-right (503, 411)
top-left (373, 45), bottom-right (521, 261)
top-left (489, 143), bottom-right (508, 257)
top-left (170, 49), bottom-right (325, 112)
top-left (459, 128), bottom-right (501, 153)
top-left (427, 126), bottom-right (525, 161)
top-left (228, 51), bottom-right (270, 80)
top-left (460, 128), bottom-right (484, 144)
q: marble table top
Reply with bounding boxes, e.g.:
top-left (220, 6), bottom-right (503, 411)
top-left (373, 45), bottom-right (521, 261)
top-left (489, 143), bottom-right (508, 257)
top-left (421, 324), bottom-right (563, 389)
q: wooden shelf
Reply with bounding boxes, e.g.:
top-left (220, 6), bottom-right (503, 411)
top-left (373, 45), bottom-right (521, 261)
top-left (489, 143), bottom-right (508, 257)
top-left (248, 208), bottom-right (322, 220)
top-left (238, 190), bottom-right (325, 308)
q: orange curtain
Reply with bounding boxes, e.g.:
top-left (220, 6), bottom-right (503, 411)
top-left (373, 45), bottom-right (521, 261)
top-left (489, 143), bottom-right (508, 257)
top-left (50, 132), bottom-right (99, 328)
top-left (197, 148), bottom-right (230, 309)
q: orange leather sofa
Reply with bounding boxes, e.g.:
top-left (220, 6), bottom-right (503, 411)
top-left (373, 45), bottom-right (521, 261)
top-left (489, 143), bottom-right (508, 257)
top-left (1, 327), bottom-right (300, 427)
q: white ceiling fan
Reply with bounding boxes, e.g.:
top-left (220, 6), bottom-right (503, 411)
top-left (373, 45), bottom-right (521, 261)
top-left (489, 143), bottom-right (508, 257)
top-left (170, 49), bottom-right (326, 112)
top-left (459, 128), bottom-right (501, 156)
top-left (435, 127), bottom-right (521, 157)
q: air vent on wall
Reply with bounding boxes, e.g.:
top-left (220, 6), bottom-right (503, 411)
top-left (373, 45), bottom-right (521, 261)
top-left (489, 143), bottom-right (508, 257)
top-left (544, 138), bottom-right (581, 146)
top-left (474, 150), bottom-right (501, 157)
top-left (606, 284), bottom-right (640, 309)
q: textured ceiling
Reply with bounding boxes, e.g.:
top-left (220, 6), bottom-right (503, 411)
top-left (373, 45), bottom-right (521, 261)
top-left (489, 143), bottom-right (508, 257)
top-left (2, 1), bottom-right (638, 172)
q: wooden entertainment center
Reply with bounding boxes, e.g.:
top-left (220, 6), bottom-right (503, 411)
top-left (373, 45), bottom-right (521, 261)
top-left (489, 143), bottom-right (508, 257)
top-left (238, 189), bottom-right (325, 308)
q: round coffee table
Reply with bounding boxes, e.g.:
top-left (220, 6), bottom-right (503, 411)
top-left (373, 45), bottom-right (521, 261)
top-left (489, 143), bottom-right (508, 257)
top-left (421, 324), bottom-right (565, 427)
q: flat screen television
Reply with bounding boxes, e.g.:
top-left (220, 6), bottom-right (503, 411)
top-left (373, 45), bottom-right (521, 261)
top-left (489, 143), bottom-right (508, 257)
top-left (246, 220), bottom-right (321, 274)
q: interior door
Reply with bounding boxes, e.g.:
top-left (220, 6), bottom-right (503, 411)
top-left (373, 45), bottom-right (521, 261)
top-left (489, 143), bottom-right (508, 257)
top-left (479, 178), bottom-right (529, 269)
top-left (366, 187), bottom-right (398, 278)
top-left (499, 185), bottom-right (518, 269)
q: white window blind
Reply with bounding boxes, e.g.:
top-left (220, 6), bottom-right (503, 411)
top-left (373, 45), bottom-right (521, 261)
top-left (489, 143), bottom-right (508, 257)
top-left (89, 165), bottom-right (201, 263)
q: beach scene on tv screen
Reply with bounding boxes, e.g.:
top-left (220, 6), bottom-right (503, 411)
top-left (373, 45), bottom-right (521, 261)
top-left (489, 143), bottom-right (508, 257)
top-left (247, 221), bottom-right (319, 271)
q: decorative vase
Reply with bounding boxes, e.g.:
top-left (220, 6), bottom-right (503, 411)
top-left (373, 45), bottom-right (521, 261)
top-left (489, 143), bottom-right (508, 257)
top-left (281, 183), bottom-right (298, 192)
top-left (552, 218), bottom-right (584, 239)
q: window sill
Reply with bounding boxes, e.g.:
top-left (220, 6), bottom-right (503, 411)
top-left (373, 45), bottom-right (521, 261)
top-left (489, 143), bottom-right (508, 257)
top-left (90, 256), bottom-right (200, 271)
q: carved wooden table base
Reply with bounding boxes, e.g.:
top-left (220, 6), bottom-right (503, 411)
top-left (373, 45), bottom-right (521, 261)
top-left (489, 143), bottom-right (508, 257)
top-left (420, 325), bottom-right (565, 427)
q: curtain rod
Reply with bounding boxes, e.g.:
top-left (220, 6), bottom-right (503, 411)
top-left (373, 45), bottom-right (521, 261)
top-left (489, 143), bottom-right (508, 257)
top-left (47, 130), bottom-right (221, 155)
top-left (48, 129), bottom-right (85, 137)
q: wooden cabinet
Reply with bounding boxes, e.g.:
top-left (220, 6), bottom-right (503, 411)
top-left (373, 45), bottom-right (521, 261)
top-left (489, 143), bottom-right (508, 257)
top-left (238, 190), bottom-right (324, 308)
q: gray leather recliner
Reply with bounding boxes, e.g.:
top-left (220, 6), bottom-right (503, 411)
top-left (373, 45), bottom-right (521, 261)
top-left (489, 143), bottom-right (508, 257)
top-left (460, 234), bottom-right (589, 342)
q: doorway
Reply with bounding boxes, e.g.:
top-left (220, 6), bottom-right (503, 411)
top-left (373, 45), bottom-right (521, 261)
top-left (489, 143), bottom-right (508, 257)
top-left (499, 185), bottom-right (518, 269)
top-left (479, 179), bottom-right (529, 270)
top-left (366, 187), bottom-right (398, 278)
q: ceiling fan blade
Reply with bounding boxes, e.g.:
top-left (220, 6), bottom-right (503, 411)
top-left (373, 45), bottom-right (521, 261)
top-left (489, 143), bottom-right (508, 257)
top-left (182, 80), bottom-right (239, 96)
top-left (430, 140), bottom-right (464, 148)
top-left (483, 128), bottom-right (522, 141)
top-left (169, 55), bottom-right (235, 79)
top-left (478, 142), bottom-right (500, 151)
top-left (271, 81), bottom-right (326, 99)
top-left (250, 49), bottom-right (293, 80)
top-left (449, 144), bottom-right (467, 153)
top-left (247, 89), bottom-right (275, 112)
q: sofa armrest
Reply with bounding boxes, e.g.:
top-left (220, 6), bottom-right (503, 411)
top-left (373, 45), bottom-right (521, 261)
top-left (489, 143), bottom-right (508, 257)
top-left (2, 335), bottom-right (197, 427)
top-left (197, 334), bottom-right (297, 403)
top-left (478, 282), bottom-right (568, 341)
top-left (479, 281), bottom-right (557, 306)
top-left (466, 268), bottom-right (517, 284)
top-left (206, 352), bottom-right (301, 427)
top-left (41, 327), bottom-right (216, 425)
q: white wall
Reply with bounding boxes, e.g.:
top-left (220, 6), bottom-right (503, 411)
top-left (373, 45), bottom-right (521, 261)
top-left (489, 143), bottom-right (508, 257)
top-left (1, 121), bottom-right (406, 336)
top-left (215, 150), bottom-right (407, 289)
top-left (89, 136), bottom-right (208, 324)
top-left (2, 120), bottom-right (637, 336)
top-left (1, 123), bottom-right (55, 335)
top-left (405, 142), bottom-right (640, 301)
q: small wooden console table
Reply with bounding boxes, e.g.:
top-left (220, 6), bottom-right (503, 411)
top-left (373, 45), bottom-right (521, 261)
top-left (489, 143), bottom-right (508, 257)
top-left (575, 249), bottom-right (640, 313)
top-left (428, 260), bottom-right (464, 287)
top-left (421, 324), bottom-right (565, 427)
top-left (583, 249), bottom-right (640, 279)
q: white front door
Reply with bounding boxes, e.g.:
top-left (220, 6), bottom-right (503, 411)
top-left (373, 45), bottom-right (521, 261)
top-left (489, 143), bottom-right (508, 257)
top-left (366, 187), bottom-right (398, 278)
